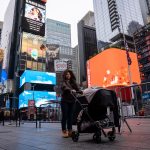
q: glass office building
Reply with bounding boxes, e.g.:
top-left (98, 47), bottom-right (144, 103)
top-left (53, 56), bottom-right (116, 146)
top-left (45, 18), bottom-right (78, 93)
top-left (139, 0), bottom-right (150, 24)
top-left (46, 18), bottom-right (71, 47)
top-left (93, 0), bottom-right (144, 49)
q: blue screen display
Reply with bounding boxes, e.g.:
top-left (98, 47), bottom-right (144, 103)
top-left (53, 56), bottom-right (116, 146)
top-left (19, 90), bottom-right (56, 108)
top-left (1, 69), bottom-right (7, 84)
top-left (20, 70), bottom-right (56, 87)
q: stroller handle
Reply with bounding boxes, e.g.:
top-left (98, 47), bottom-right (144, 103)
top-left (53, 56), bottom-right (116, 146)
top-left (71, 90), bottom-right (84, 98)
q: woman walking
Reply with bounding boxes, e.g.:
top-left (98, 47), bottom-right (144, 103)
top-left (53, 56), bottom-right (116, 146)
top-left (61, 69), bottom-right (82, 138)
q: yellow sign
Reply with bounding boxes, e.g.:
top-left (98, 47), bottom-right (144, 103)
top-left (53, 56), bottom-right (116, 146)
top-left (0, 48), bottom-right (4, 61)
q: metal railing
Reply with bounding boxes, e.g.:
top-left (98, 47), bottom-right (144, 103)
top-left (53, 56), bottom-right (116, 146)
top-left (107, 82), bottom-right (150, 118)
top-left (39, 100), bottom-right (61, 128)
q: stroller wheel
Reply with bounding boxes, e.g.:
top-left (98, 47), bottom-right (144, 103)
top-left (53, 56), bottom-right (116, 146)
top-left (93, 132), bottom-right (101, 143)
top-left (72, 131), bottom-right (79, 142)
top-left (107, 131), bottom-right (116, 141)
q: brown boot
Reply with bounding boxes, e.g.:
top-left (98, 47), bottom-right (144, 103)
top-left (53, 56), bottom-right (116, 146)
top-left (68, 130), bottom-right (72, 137)
top-left (62, 130), bottom-right (69, 138)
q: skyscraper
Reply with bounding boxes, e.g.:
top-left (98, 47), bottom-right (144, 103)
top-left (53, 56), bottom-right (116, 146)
top-left (0, 21), bottom-right (3, 47)
top-left (46, 18), bottom-right (71, 47)
top-left (134, 23), bottom-right (150, 82)
top-left (77, 11), bottom-right (97, 84)
top-left (0, 0), bottom-right (57, 109)
top-left (139, 0), bottom-right (150, 24)
top-left (45, 19), bottom-right (76, 75)
top-left (45, 19), bottom-right (78, 94)
top-left (93, 0), bottom-right (144, 50)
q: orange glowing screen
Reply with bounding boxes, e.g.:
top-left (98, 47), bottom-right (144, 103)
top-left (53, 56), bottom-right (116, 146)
top-left (87, 48), bottom-right (141, 87)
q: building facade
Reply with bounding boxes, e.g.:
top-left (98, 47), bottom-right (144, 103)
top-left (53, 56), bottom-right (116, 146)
top-left (0, 0), bottom-right (57, 109)
top-left (45, 18), bottom-right (78, 85)
top-left (0, 21), bottom-right (3, 47)
top-left (93, 0), bottom-right (144, 50)
top-left (134, 23), bottom-right (150, 82)
top-left (1, 0), bottom-right (16, 74)
top-left (139, 0), bottom-right (150, 24)
top-left (46, 18), bottom-right (71, 47)
top-left (77, 11), bottom-right (97, 84)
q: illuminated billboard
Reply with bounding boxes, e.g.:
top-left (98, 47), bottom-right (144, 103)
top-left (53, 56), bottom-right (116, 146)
top-left (25, 3), bottom-right (45, 23)
top-left (20, 70), bottom-right (56, 87)
top-left (1, 69), bottom-right (7, 84)
top-left (19, 91), bottom-right (56, 108)
top-left (54, 59), bottom-right (68, 72)
top-left (46, 44), bottom-right (60, 72)
top-left (22, 0), bottom-right (46, 36)
top-left (21, 32), bottom-right (46, 71)
top-left (87, 48), bottom-right (141, 87)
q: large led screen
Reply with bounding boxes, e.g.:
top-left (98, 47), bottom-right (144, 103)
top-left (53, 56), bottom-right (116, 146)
top-left (19, 91), bottom-right (56, 108)
top-left (20, 70), bottom-right (56, 87)
top-left (21, 32), bottom-right (46, 71)
top-left (25, 3), bottom-right (45, 23)
top-left (1, 69), bottom-right (7, 84)
top-left (22, 0), bottom-right (46, 36)
top-left (87, 48), bottom-right (141, 87)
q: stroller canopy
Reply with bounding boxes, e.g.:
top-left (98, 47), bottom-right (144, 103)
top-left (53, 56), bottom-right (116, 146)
top-left (83, 87), bottom-right (115, 107)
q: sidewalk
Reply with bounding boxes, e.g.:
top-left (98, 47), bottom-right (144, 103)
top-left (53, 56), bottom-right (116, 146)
top-left (0, 118), bottom-right (150, 150)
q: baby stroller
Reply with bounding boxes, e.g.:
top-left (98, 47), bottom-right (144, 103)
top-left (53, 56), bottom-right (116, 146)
top-left (72, 87), bottom-right (120, 143)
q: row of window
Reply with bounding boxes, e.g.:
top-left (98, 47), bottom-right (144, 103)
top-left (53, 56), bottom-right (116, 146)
top-left (19, 60), bottom-right (46, 71)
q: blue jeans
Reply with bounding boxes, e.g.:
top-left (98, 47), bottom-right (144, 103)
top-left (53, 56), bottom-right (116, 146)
top-left (61, 101), bottom-right (75, 131)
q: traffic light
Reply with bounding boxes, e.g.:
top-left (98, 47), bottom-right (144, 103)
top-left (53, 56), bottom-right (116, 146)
top-left (67, 60), bottom-right (72, 69)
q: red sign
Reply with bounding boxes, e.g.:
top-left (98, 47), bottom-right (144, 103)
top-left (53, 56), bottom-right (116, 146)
top-left (28, 100), bottom-right (35, 107)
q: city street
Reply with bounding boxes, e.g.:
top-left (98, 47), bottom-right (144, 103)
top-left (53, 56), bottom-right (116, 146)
top-left (0, 118), bottom-right (150, 150)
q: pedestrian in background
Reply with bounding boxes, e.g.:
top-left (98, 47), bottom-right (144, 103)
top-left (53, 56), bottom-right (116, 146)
top-left (61, 69), bottom-right (82, 138)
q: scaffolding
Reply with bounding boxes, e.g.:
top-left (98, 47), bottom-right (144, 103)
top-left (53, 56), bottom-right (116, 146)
top-left (133, 23), bottom-right (150, 82)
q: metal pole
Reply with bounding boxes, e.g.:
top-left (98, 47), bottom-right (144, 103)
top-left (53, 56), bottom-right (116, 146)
top-left (119, 14), bottom-right (135, 102)
top-left (36, 107), bottom-right (37, 128)
top-left (119, 14), bottom-right (132, 85)
top-left (19, 109), bottom-right (20, 127)
top-left (2, 109), bottom-right (4, 126)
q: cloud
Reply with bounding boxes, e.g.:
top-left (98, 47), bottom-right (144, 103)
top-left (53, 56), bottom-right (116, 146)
top-left (24, 91), bottom-right (32, 95)
top-left (30, 80), bottom-right (53, 84)
top-left (48, 92), bottom-right (56, 96)
top-left (46, 72), bottom-right (56, 77)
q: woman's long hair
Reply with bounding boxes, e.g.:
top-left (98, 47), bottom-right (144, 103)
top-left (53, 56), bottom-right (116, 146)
top-left (62, 69), bottom-right (76, 82)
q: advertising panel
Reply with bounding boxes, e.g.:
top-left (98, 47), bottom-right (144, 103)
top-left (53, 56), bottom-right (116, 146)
top-left (46, 44), bottom-right (60, 72)
top-left (19, 91), bottom-right (56, 108)
top-left (22, 0), bottom-right (46, 36)
top-left (1, 69), bottom-right (7, 84)
top-left (20, 70), bottom-right (56, 87)
top-left (54, 59), bottom-right (68, 72)
top-left (87, 48), bottom-right (141, 87)
top-left (28, 100), bottom-right (35, 107)
top-left (21, 32), bottom-right (46, 71)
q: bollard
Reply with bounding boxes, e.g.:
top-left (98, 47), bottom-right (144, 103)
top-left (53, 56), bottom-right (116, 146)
top-left (16, 109), bottom-right (18, 127)
top-left (39, 107), bottom-right (41, 128)
top-left (2, 110), bottom-right (4, 126)
top-left (36, 107), bottom-right (38, 128)
top-left (19, 110), bottom-right (20, 127)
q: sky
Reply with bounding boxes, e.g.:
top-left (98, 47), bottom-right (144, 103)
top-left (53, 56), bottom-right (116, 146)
top-left (0, 0), bottom-right (94, 47)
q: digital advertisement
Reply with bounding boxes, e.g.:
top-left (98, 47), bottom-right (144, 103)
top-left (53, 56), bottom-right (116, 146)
top-left (22, 0), bottom-right (46, 36)
top-left (19, 91), bottom-right (56, 108)
top-left (46, 44), bottom-right (60, 72)
top-left (21, 32), bottom-right (46, 70)
top-left (87, 48), bottom-right (141, 87)
top-left (25, 3), bottom-right (45, 23)
top-left (20, 70), bottom-right (56, 87)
